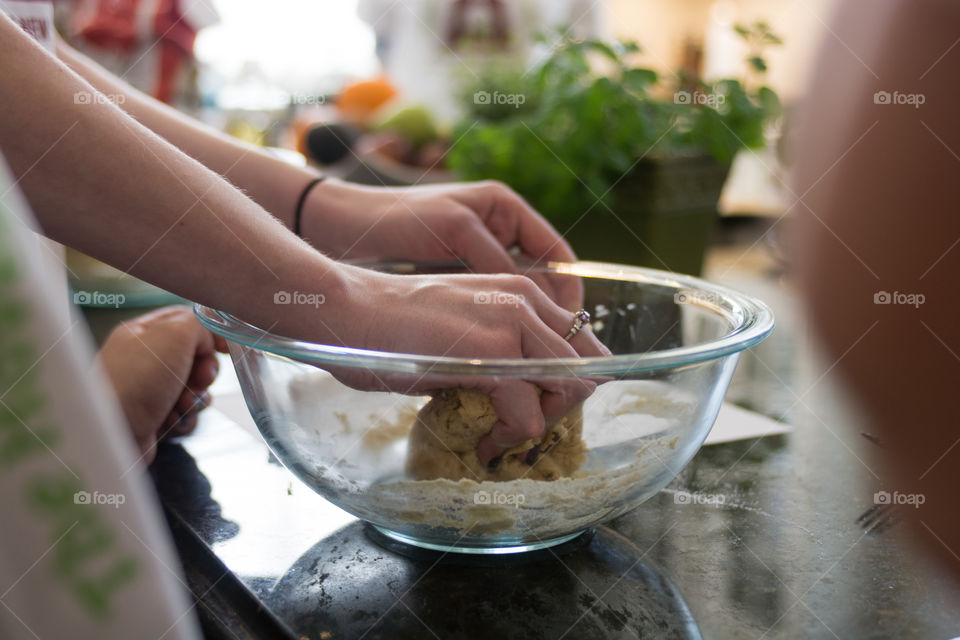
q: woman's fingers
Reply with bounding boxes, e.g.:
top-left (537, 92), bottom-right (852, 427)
top-left (473, 378), bottom-right (596, 467)
top-left (160, 389), bottom-right (210, 440)
top-left (187, 353), bottom-right (220, 390)
top-left (163, 412), bottom-right (198, 438)
top-left (441, 206), bottom-right (518, 275)
top-left (471, 294), bottom-right (605, 464)
top-left (536, 269), bottom-right (585, 313)
top-left (213, 335), bottom-right (229, 353)
top-left (475, 380), bottom-right (544, 466)
top-left (517, 279), bottom-right (611, 358)
top-left (518, 269), bottom-right (562, 310)
top-left (330, 269), bottom-right (608, 467)
top-left (450, 181), bottom-right (583, 309)
top-left (176, 388), bottom-right (209, 415)
top-left (453, 181), bottom-right (577, 263)
top-left (568, 323), bottom-right (611, 357)
top-left (427, 275), bottom-right (602, 459)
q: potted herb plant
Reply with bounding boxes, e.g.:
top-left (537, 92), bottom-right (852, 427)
top-left (447, 23), bottom-right (783, 274)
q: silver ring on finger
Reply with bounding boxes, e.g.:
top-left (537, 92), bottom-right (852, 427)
top-left (564, 309), bottom-right (591, 341)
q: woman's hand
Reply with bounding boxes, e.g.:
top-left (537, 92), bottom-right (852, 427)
top-left (300, 179), bottom-right (582, 310)
top-left (281, 266), bottom-right (611, 466)
top-left (97, 306), bottom-right (228, 465)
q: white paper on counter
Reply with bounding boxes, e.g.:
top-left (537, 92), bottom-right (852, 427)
top-left (705, 401), bottom-right (791, 445)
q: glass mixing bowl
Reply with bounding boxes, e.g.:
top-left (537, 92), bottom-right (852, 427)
top-left (196, 261), bottom-right (773, 554)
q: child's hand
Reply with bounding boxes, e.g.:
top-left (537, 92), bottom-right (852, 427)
top-left (97, 306), bottom-right (228, 465)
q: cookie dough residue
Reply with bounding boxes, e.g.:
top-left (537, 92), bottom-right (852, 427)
top-left (362, 404), bottom-right (419, 448)
top-left (405, 388), bottom-right (586, 482)
top-left (365, 433), bottom-right (679, 537)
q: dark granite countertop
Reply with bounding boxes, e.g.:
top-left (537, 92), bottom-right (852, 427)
top-left (150, 383), bottom-right (960, 639)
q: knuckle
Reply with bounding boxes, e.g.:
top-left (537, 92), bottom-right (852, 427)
top-left (517, 275), bottom-right (539, 295)
top-left (496, 273), bottom-right (536, 295)
top-left (543, 379), bottom-right (595, 408)
top-left (444, 210), bottom-right (480, 244)
top-left (569, 379), bottom-right (596, 403)
top-left (522, 415), bottom-right (545, 440)
top-left (484, 180), bottom-right (526, 207)
top-left (448, 207), bottom-right (475, 227)
top-left (496, 415), bottom-right (543, 444)
top-left (480, 329), bottom-right (518, 357)
top-left (482, 179), bottom-right (514, 199)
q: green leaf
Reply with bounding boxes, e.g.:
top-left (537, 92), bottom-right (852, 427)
top-left (623, 68), bottom-right (658, 89)
top-left (733, 24), bottom-right (750, 39)
top-left (757, 86), bottom-right (781, 116)
top-left (748, 56), bottom-right (768, 72)
top-left (583, 40), bottom-right (619, 62)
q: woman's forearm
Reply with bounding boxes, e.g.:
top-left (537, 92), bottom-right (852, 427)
top-left (53, 35), bottom-right (320, 229)
top-left (1, 15), bottom-right (350, 338)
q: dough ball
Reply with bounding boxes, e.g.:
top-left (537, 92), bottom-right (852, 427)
top-left (405, 388), bottom-right (586, 482)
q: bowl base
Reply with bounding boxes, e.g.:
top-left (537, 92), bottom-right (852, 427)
top-left (368, 525), bottom-right (594, 556)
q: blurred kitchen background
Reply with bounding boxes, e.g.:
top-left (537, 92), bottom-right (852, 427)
top-left (52, 0), bottom-right (831, 219)
top-left (61, 0), bottom-right (836, 423)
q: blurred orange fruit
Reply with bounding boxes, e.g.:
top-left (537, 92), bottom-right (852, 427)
top-left (337, 77), bottom-right (398, 124)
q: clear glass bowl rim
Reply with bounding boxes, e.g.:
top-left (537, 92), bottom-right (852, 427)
top-left (194, 261), bottom-right (774, 377)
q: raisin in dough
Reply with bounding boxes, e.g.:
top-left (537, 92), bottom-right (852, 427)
top-left (405, 388), bottom-right (586, 482)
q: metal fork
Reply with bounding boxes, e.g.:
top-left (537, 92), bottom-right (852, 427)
top-left (856, 503), bottom-right (900, 534)
top-left (856, 432), bottom-right (900, 534)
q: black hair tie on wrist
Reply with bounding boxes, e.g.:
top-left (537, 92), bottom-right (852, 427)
top-left (294, 176), bottom-right (326, 237)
